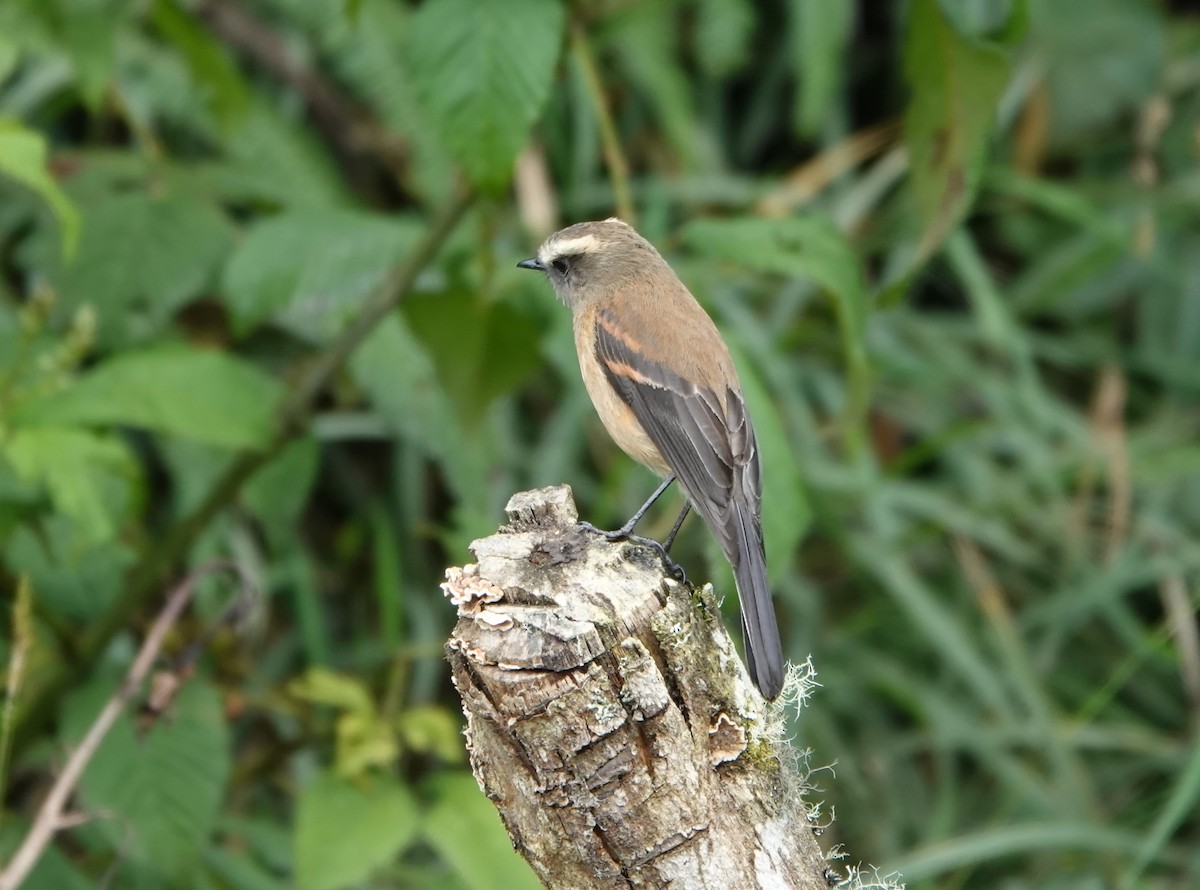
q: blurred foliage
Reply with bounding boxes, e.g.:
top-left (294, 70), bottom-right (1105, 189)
top-left (1, 0), bottom-right (1199, 887)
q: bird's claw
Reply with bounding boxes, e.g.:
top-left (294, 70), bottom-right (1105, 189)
top-left (578, 520), bottom-right (628, 542)
top-left (578, 522), bottom-right (688, 585)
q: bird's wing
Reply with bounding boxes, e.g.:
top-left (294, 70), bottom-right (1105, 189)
top-left (593, 305), bottom-right (783, 698)
top-left (592, 306), bottom-right (759, 549)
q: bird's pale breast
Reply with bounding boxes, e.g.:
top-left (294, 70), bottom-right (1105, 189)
top-left (574, 302), bottom-right (671, 476)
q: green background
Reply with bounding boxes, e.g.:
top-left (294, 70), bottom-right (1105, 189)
top-left (1, 0), bottom-right (1198, 887)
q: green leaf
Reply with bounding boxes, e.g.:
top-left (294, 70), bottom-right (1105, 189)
top-left (694, 0), bottom-right (754, 77)
top-left (406, 0), bottom-right (564, 191)
top-left (334, 711), bottom-right (398, 779)
top-left (2, 427), bottom-right (137, 541)
top-left (606, 0), bottom-right (700, 169)
top-left (203, 847), bottom-right (292, 890)
top-left (4, 516), bottom-right (135, 619)
top-left (12, 344), bottom-right (282, 449)
top-left (682, 216), bottom-right (871, 443)
top-left (1030, 0), bottom-right (1164, 144)
top-left (0, 30), bottom-right (20, 84)
top-left (403, 290), bottom-right (543, 425)
top-left (60, 676), bottom-right (232, 881)
top-left (213, 107), bottom-right (349, 209)
top-left (0, 118), bottom-right (80, 256)
top-left (422, 772), bottom-right (541, 890)
top-left (218, 815), bottom-right (293, 879)
top-left (937, 0), bottom-right (1023, 39)
top-left (55, 0), bottom-right (126, 109)
top-left (149, 0), bottom-right (251, 132)
top-left (288, 667), bottom-right (375, 714)
top-left (294, 770), bottom-right (419, 890)
top-left (903, 0), bottom-right (1010, 259)
top-left (54, 190), bottom-right (234, 347)
top-left (301, 0), bottom-right (456, 206)
top-left (222, 209), bottom-right (421, 339)
top-left (789, 0), bottom-right (855, 137)
top-left (397, 705), bottom-right (466, 764)
top-left (351, 315), bottom-right (489, 506)
top-left (243, 437), bottom-right (319, 546)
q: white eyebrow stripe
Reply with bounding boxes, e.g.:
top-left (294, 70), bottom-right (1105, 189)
top-left (538, 233), bottom-right (601, 264)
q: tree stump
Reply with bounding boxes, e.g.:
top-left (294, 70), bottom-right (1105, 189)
top-left (443, 485), bottom-right (834, 889)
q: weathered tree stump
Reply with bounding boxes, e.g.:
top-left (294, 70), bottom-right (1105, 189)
top-left (443, 485), bottom-right (833, 889)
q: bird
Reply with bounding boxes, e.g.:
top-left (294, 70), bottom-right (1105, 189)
top-left (517, 218), bottom-right (785, 700)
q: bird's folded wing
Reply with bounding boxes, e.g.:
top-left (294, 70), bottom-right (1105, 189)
top-left (592, 307), bottom-right (761, 551)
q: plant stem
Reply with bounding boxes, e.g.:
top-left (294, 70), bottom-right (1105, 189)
top-left (570, 22), bottom-right (635, 223)
top-left (0, 566), bottom-right (226, 890)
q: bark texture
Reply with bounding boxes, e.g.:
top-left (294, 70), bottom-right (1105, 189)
top-left (443, 485), bottom-right (832, 889)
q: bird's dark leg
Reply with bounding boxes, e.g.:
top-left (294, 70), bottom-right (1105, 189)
top-left (579, 475), bottom-right (687, 583)
top-left (580, 474), bottom-right (676, 540)
top-left (662, 503), bottom-right (691, 552)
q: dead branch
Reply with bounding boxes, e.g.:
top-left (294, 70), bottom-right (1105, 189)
top-left (0, 563), bottom-right (249, 890)
top-left (444, 485), bottom-right (833, 889)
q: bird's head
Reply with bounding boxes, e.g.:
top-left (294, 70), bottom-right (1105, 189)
top-left (517, 218), bottom-right (664, 310)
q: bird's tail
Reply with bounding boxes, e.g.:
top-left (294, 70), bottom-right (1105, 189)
top-left (732, 505), bottom-right (784, 700)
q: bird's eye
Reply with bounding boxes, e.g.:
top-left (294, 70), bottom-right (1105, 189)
top-left (551, 258), bottom-right (569, 275)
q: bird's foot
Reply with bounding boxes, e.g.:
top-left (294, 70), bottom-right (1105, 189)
top-left (578, 522), bottom-right (688, 585)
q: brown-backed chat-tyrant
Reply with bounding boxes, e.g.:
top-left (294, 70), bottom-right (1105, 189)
top-left (518, 218), bottom-right (785, 700)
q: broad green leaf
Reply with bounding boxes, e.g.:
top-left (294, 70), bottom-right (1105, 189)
top-left (422, 772), bottom-right (541, 890)
top-left (904, 0), bottom-right (1009, 259)
top-left (351, 315), bottom-right (489, 507)
top-left (54, 190), bottom-right (234, 347)
top-left (218, 815), bottom-right (294, 878)
top-left (397, 705), bottom-right (466, 764)
top-left (288, 667), bottom-right (375, 714)
top-left (0, 118), bottom-right (80, 256)
top-left (294, 770), bottom-right (419, 890)
top-left (406, 0), bottom-right (564, 191)
top-left (403, 290), bottom-right (543, 426)
top-left (1030, 0), bottom-right (1164, 144)
top-left (60, 677), bottom-right (232, 881)
top-left (2, 427), bottom-right (137, 541)
top-left (0, 31), bottom-right (19, 84)
top-left (789, 0), bottom-right (855, 137)
top-left (213, 107), bottom-right (349, 209)
top-left (303, 0), bottom-right (456, 206)
top-left (334, 711), bottom-right (398, 778)
top-left (243, 437), bottom-right (319, 546)
top-left (149, 0), bottom-right (251, 132)
top-left (158, 437), bottom-right (236, 521)
top-left (937, 0), bottom-right (1023, 38)
top-left (222, 209), bottom-right (421, 339)
top-left (12, 345), bottom-right (282, 449)
top-left (55, 0), bottom-right (126, 109)
top-left (4, 516), bottom-right (134, 619)
top-left (203, 847), bottom-right (291, 890)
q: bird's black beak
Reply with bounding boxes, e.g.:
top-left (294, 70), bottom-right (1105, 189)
top-left (517, 257), bottom-right (545, 271)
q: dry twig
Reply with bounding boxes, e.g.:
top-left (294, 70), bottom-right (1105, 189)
top-left (0, 563), bottom-right (251, 890)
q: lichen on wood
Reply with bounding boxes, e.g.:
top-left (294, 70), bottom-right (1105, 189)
top-left (443, 485), bottom-right (835, 889)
